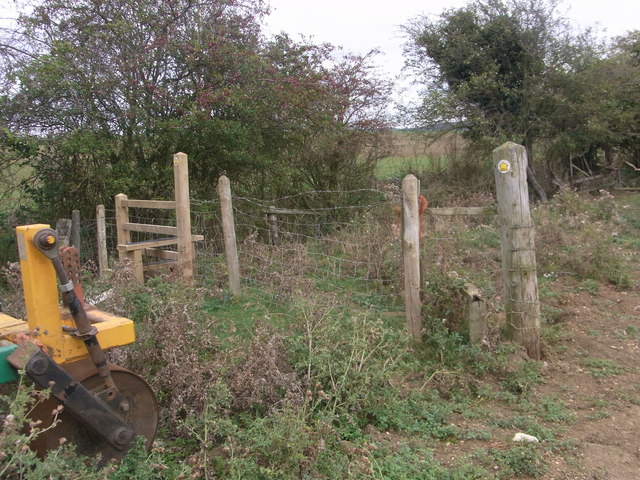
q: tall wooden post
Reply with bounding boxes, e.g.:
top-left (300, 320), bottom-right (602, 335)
top-left (218, 176), bottom-right (241, 296)
top-left (71, 209), bottom-right (81, 252)
top-left (115, 193), bottom-right (143, 283)
top-left (55, 218), bottom-right (72, 247)
top-left (402, 174), bottom-right (422, 342)
top-left (493, 142), bottom-right (541, 359)
top-left (173, 152), bottom-right (194, 283)
top-left (96, 204), bottom-right (109, 277)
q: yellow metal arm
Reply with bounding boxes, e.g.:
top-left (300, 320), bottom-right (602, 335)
top-left (9, 225), bottom-right (135, 364)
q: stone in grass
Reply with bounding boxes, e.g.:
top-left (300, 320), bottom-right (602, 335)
top-left (513, 432), bottom-right (539, 443)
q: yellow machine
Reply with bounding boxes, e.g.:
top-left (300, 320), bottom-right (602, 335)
top-left (0, 225), bottom-right (158, 460)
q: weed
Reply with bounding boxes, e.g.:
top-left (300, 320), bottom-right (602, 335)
top-left (541, 324), bottom-right (564, 345)
top-left (537, 396), bottom-right (577, 423)
top-left (227, 320), bottom-right (303, 413)
top-left (582, 358), bottom-right (626, 377)
top-left (578, 279), bottom-right (600, 295)
top-left (364, 390), bottom-right (458, 439)
top-left (587, 410), bottom-right (612, 420)
top-left (501, 361), bottom-right (542, 396)
top-left (587, 397), bottom-right (611, 409)
top-left (476, 444), bottom-right (547, 478)
top-left (371, 444), bottom-right (487, 480)
top-left (100, 275), bottom-right (226, 435)
top-left (106, 436), bottom-right (187, 480)
top-left (534, 190), bottom-right (632, 288)
top-left (462, 429), bottom-right (492, 440)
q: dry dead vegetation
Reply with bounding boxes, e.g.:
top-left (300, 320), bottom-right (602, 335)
top-left (1, 188), bottom-right (639, 479)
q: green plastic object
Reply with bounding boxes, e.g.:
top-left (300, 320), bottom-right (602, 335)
top-left (0, 343), bottom-right (19, 383)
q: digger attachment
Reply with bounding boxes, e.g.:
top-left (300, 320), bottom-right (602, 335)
top-left (0, 224), bottom-right (158, 461)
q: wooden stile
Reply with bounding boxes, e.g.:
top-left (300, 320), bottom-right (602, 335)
top-left (113, 154), bottom-right (201, 284)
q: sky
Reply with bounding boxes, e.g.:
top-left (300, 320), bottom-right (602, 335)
top-left (264, 0), bottom-right (640, 105)
top-left (2, 0), bottom-right (638, 107)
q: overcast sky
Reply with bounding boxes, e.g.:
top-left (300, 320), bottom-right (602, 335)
top-left (264, 0), bottom-right (640, 85)
top-left (2, 0), bottom-right (637, 106)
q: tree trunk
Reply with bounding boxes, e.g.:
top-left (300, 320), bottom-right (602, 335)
top-left (524, 140), bottom-right (548, 202)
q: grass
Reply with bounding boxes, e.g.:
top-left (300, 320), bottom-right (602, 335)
top-left (582, 358), bottom-right (626, 377)
top-left (376, 156), bottom-right (449, 179)
top-left (375, 131), bottom-right (463, 179)
top-left (1, 157), bottom-right (639, 478)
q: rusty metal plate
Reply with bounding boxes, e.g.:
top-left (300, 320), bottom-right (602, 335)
top-left (59, 246), bottom-right (84, 305)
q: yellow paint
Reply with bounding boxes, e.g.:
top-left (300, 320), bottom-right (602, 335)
top-left (498, 160), bottom-right (511, 173)
top-left (61, 316), bottom-right (135, 363)
top-left (14, 225), bottom-right (136, 364)
top-left (0, 313), bottom-right (29, 337)
top-left (17, 224), bottom-right (65, 358)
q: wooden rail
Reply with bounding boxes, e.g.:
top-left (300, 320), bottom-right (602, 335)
top-left (427, 207), bottom-right (494, 216)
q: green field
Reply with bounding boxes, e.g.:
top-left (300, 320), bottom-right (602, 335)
top-left (375, 155), bottom-right (450, 179)
top-left (375, 131), bottom-right (462, 179)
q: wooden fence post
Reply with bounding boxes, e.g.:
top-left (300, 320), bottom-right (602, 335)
top-left (115, 193), bottom-right (144, 283)
top-left (96, 205), bottom-right (109, 277)
top-left (55, 218), bottom-right (72, 247)
top-left (71, 209), bottom-right (81, 252)
top-left (267, 206), bottom-right (280, 245)
top-left (218, 176), bottom-right (241, 296)
top-left (463, 283), bottom-right (487, 345)
top-left (115, 193), bottom-right (128, 262)
top-left (402, 174), bottom-right (422, 342)
top-left (173, 152), bottom-right (194, 283)
top-left (493, 142), bottom-right (541, 359)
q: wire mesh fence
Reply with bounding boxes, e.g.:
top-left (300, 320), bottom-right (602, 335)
top-left (75, 185), bottom-right (506, 314)
top-left (193, 188), bottom-right (407, 308)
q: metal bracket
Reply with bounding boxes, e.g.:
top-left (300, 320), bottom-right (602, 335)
top-left (7, 343), bottom-right (134, 450)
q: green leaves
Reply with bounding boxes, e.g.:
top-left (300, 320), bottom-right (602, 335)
top-left (2, 0), bottom-right (391, 219)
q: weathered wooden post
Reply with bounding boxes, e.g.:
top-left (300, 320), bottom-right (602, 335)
top-left (218, 176), bottom-right (241, 297)
top-left (463, 283), bottom-right (487, 345)
top-left (115, 193), bottom-right (144, 283)
top-left (402, 174), bottom-right (422, 342)
top-left (493, 142), bottom-right (541, 359)
top-left (71, 209), bottom-right (81, 252)
top-left (96, 204), bottom-right (109, 277)
top-left (267, 206), bottom-right (280, 245)
top-left (56, 218), bottom-right (72, 247)
top-left (173, 152), bottom-right (194, 283)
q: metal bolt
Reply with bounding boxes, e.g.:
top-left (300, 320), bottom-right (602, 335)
top-left (120, 401), bottom-right (130, 413)
top-left (37, 233), bottom-right (56, 249)
top-left (112, 427), bottom-right (134, 446)
top-left (28, 357), bottom-right (48, 376)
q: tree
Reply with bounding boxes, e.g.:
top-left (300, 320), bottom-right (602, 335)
top-left (543, 30), bottom-right (640, 183)
top-left (1, 0), bottom-right (392, 219)
top-left (402, 0), bottom-right (594, 200)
